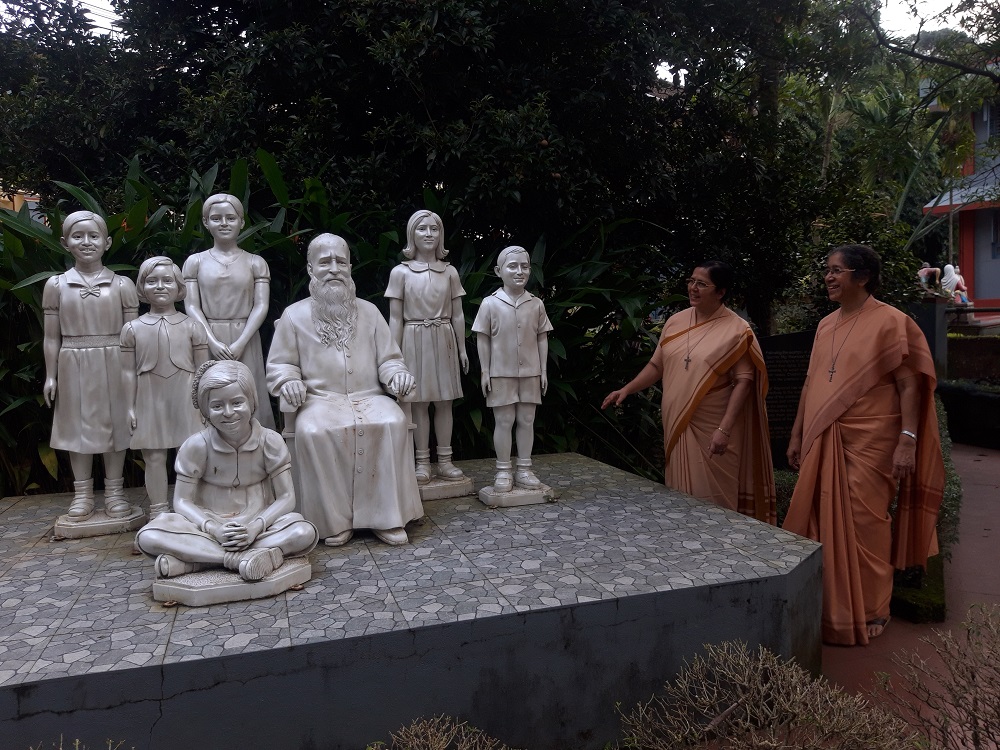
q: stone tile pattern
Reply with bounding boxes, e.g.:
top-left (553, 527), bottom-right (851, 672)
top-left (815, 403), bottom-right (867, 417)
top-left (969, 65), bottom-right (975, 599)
top-left (0, 455), bottom-right (816, 687)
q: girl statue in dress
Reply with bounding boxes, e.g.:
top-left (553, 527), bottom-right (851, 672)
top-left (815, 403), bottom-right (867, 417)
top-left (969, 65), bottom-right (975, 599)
top-left (121, 257), bottom-right (209, 520)
top-left (182, 194), bottom-right (275, 428)
top-left (135, 360), bottom-right (317, 581)
top-left (385, 210), bottom-right (469, 484)
top-left (43, 211), bottom-right (139, 520)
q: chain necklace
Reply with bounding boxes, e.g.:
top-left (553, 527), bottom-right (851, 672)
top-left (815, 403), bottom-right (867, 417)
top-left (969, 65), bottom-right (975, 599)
top-left (208, 248), bottom-right (242, 267)
top-left (684, 308), bottom-right (718, 370)
top-left (828, 298), bottom-right (870, 381)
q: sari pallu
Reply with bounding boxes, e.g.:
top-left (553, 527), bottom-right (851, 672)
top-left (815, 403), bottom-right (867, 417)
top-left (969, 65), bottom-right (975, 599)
top-left (783, 297), bottom-right (944, 645)
top-left (655, 307), bottom-right (776, 524)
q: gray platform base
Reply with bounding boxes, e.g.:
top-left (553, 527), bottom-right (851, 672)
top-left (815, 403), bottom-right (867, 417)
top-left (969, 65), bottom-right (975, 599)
top-left (151, 558), bottom-right (312, 606)
top-left (479, 483), bottom-right (555, 507)
top-left (0, 453), bottom-right (820, 750)
top-left (52, 505), bottom-right (145, 539)
top-left (419, 475), bottom-right (475, 501)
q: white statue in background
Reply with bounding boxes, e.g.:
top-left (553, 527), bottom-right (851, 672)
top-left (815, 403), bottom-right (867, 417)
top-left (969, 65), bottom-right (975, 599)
top-left (121, 257), bottom-right (208, 520)
top-left (43, 211), bottom-right (139, 521)
top-left (473, 246), bottom-right (553, 493)
top-left (183, 194), bottom-right (275, 428)
top-left (135, 360), bottom-right (317, 581)
top-left (267, 233), bottom-right (424, 547)
top-left (385, 210), bottom-right (469, 484)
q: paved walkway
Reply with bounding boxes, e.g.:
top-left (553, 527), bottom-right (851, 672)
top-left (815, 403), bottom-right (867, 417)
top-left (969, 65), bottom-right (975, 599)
top-left (820, 443), bottom-right (1000, 693)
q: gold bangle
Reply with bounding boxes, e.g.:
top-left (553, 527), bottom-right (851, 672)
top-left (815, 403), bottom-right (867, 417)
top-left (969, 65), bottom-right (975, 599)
top-left (716, 427), bottom-right (731, 437)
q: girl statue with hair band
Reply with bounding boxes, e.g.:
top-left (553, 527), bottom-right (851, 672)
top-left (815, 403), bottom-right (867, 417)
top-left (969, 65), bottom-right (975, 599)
top-left (182, 194), bottom-right (275, 428)
top-left (385, 210), bottom-right (470, 488)
top-left (43, 211), bottom-right (140, 523)
top-left (121, 257), bottom-right (208, 520)
top-left (135, 360), bottom-right (317, 583)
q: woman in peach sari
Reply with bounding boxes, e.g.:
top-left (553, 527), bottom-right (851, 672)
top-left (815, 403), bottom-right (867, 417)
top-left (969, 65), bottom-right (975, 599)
top-left (784, 245), bottom-right (944, 646)
top-left (603, 261), bottom-right (775, 523)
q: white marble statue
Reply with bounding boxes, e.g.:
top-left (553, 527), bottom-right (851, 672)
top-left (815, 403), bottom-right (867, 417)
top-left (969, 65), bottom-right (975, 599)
top-left (473, 246), bottom-right (553, 493)
top-left (183, 194), bottom-right (275, 429)
top-left (135, 360), bottom-right (318, 581)
top-left (121, 257), bottom-right (208, 520)
top-left (43, 211), bottom-right (139, 521)
top-left (266, 233), bottom-right (424, 547)
top-left (385, 210), bottom-right (469, 485)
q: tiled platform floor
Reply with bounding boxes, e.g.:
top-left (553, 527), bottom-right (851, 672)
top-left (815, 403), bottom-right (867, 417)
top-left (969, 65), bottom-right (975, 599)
top-left (0, 453), bottom-right (818, 688)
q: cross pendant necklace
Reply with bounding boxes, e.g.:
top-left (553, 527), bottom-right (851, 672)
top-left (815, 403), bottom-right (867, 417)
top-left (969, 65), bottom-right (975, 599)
top-left (684, 309), bottom-right (715, 370)
top-left (828, 299), bottom-right (868, 381)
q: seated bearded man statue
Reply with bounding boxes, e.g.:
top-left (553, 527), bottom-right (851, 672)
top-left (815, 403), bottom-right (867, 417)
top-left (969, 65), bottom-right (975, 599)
top-left (267, 233), bottom-right (424, 546)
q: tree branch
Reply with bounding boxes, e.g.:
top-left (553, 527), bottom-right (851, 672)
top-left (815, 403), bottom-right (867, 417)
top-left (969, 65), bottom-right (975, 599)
top-left (854, 4), bottom-right (1000, 86)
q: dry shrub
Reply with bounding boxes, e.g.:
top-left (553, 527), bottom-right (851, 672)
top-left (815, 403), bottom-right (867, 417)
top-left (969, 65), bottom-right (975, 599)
top-left (874, 604), bottom-right (1000, 750)
top-left (371, 715), bottom-right (520, 750)
top-left (619, 641), bottom-right (920, 749)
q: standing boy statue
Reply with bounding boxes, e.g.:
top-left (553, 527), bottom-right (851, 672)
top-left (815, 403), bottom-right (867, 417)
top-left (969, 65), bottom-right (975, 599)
top-left (473, 246), bottom-right (554, 505)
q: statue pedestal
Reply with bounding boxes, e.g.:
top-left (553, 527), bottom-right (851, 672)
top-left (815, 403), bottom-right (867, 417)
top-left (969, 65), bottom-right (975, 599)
top-left (151, 558), bottom-right (312, 607)
top-left (478, 483), bottom-right (554, 508)
top-left (52, 506), bottom-right (145, 540)
top-left (420, 475), bottom-right (474, 501)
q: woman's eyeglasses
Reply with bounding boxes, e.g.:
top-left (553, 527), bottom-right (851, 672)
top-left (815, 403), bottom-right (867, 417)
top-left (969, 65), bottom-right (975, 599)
top-left (823, 267), bottom-right (855, 277)
top-left (685, 278), bottom-right (715, 289)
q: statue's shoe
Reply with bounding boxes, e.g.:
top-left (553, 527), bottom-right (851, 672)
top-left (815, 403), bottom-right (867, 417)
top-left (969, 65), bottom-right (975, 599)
top-left (238, 547), bottom-right (283, 582)
top-left (155, 554), bottom-right (204, 579)
top-left (67, 497), bottom-right (95, 522)
top-left (374, 527), bottom-right (408, 546)
top-left (436, 461), bottom-right (466, 481)
top-left (493, 470), bottom-right (514, 493)
top-left (104, 478), bottom-right (132, 518)
top-left (323, 529), bottom-right (354, 547)
top-left (514, 468), bottom-right (542, 489)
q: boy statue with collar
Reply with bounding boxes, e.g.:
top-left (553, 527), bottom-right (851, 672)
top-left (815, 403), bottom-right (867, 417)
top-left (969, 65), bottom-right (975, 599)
top-left (473, 246), bottom-right (554, 501)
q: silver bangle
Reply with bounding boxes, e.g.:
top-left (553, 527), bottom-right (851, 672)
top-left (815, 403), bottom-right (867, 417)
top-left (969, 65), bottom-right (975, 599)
top-left (901, 430), bottom-right (917, 440)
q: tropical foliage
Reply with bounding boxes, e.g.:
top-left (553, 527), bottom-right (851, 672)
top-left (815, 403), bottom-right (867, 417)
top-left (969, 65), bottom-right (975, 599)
top-left (1, 0), bottom-right (999, 493)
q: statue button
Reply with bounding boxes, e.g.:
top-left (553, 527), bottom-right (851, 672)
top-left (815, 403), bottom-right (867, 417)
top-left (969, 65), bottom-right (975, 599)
top-left (358, 430), bottom-right (364, 436)
top-left (358, 448), bottom-right (364, 455)
top-left (357, 467), bottom-right (363, 473)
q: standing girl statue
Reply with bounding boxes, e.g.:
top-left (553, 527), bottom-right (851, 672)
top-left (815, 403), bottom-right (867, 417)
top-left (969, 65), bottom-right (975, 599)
top-left (43, 211), bottom-right (139, 521)
top-left (385, 210), bottom-right (469, 484)
top-left (121, 257), bottom-right (208, 520)
top-left (183, 194), bottom-right (274, 428)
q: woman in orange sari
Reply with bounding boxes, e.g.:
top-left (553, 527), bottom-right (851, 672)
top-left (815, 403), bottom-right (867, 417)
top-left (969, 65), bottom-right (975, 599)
top-left (603, 261), bottom-right (775, 523)
top-left (784, 245), bottom-right (944, 646)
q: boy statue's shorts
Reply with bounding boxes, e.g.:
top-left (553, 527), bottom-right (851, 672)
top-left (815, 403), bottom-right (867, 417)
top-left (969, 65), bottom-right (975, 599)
top-left (487, 376), bottom-right (542, 407)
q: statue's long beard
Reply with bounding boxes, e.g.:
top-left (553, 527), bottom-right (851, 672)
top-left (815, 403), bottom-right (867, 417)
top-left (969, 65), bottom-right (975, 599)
top-left (309, 276), bottom-right (358, 349)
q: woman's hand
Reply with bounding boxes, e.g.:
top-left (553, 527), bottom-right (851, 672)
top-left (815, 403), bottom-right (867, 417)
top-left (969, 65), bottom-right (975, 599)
top-left (601, 389), bottom-right (628, 409)
top-left (786, 437), bottom-right (802, 471)
top-left (481, 372), bottom-right (491, 397)
top-left (459, 350), bottom-right (469, 374)
top-left (892, 439), bottom-right (916, 479)
top-left (708, 429), bottom-right (729, 458)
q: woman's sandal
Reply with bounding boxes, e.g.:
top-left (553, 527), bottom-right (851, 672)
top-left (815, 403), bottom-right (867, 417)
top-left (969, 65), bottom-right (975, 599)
top-left (866, 616), bottom-right (891, 639)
